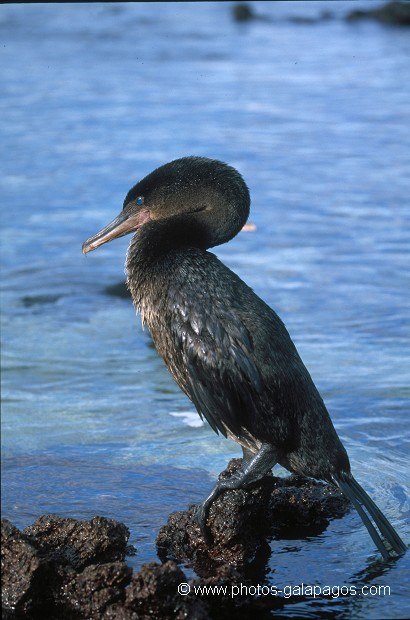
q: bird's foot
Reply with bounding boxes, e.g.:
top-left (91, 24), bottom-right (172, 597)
top-left (191, 446), bottom-right (278, 546)
top-left (193, 502), bottom-right (213, 544)
top-left (192, 473), bottom-right (243, 545)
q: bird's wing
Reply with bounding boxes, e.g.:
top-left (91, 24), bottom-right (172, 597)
top-left (168, 288), bottom-right (263, 439)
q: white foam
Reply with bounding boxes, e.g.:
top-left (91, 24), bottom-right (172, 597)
top-left (169, 411), bottom-right (204, 428)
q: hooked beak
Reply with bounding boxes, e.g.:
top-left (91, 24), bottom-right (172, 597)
top-left (82, 205), bottom-right (151, 254)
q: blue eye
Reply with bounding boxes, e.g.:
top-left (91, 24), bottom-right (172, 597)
top-left (136, 196), bottom-right (144, 206)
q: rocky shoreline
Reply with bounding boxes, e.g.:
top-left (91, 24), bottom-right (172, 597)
top-left (1, 459), bottom-right (349, 619)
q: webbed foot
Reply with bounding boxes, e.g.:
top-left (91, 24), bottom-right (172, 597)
top-left (192, 444), bottom-right (278, 545)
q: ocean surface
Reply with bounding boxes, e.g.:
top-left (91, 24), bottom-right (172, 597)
top-left (1, 2), bottom-right (409, 618)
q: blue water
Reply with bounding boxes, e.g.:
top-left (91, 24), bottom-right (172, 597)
top-left (1, 2), bottom-right (409, 617)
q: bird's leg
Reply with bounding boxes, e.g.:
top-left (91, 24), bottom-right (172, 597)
top-left (194, 443), bottom-right (278, 541)
top-left (241, 446), bottom-right (255, 469)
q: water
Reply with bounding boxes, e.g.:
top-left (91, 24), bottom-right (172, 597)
top-left (1, 2), bottom-right (409, 617)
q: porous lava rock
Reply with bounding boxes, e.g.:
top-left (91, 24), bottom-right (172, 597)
top-left (157, 459), bottom-right (349, 576)
top-left (1, 463), bottom-right (349, 618)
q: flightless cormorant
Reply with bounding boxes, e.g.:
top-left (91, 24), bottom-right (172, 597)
top-left (83, 156), bottom-right (406, 559)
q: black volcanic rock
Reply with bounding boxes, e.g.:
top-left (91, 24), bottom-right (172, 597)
top-left (156, 459), bottom-right (349, 577)
top-left (1, 467), bottom-right (349, 618)
top-left (346, 1), bottom-right (410, 26)
top-left (1, 516), bottom-right (131, 619)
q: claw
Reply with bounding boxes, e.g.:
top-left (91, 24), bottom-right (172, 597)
top-left (193, 502), bottom-right (213, 544)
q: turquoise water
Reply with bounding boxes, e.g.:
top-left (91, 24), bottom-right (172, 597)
top-left (1, 2), bottom-right (409, 617)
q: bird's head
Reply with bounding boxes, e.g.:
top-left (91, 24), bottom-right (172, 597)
top-left (82, 156), bottom-right (250, 254)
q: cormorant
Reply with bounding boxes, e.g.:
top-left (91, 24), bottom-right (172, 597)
top-left (82, 156), bottom-right (406, 559)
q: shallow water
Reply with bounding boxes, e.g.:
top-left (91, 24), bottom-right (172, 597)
top-left (1, 2), bottom-right (409, 617)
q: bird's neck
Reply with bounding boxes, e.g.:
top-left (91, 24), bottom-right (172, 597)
top-left (125, 220), bottom-right (208, 327)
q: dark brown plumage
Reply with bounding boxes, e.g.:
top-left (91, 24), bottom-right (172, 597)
top-left (82, 156), bottom-right (406, 559)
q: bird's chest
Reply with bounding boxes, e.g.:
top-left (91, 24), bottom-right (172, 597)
top-left (126, 249), bottom-right (228, 387)
top-left (137, 283), bottom-right (213, 394)
top-left (128, 260), bottom-right (188, 347)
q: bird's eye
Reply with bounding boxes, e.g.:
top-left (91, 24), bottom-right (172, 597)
top-left (136, 196), bottom-right (144, 206)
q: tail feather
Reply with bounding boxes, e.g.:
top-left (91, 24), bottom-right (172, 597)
top-left (348, 476), bottom-right (406, 554)
top-left (332, 472), bottom-right (406, 560)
